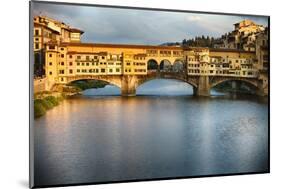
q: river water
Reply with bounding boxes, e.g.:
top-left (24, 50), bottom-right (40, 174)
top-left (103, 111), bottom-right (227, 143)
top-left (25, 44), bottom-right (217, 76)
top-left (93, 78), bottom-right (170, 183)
top-left (34, 79), bottom-right (269, 187)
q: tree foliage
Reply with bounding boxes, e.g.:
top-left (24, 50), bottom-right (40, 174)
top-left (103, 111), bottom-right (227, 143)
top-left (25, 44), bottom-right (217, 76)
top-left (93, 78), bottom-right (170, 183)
top-left (182, 35), bottom-right (220, 48)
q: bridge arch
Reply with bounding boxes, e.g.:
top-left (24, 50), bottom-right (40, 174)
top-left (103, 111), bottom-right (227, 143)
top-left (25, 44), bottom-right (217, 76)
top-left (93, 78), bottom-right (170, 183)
top-left (210, 77), bottom-right (259, 94)
top-left (65, 75), bottom-right (122, 89)
top-left (147, 59), bottom-right (158, 71)
top-left (173, 59), bottom-right (185, 72)
top-left (136, 75), bottom-right (197, 90)
top-left (136, 77), bottom-right (198, 96)
top-left (159, 59), bottom-right (172, 72)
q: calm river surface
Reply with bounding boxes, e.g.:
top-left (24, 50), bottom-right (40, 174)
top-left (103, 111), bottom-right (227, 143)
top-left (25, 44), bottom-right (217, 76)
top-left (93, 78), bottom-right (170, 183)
top-left (34, 79), bottom-right (268, 186)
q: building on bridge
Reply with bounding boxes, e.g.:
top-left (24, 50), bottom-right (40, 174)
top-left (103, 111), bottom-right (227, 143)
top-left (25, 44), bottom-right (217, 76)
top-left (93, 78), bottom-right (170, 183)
top-left (33, 16), bottom-right (268, 96)
top-left (44, 41), bottom-right (267, 96)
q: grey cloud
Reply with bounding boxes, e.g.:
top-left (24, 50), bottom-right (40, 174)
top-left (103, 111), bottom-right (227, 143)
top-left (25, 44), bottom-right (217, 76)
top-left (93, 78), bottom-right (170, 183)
top-left (32, 2), bottom-right (268, 45)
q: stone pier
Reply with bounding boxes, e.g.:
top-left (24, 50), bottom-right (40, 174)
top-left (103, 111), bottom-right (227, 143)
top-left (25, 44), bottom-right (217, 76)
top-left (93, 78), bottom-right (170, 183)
top-left (121, 75), bottom-right (138, 96)
top-left (194, 76), bottom-right (210, 96)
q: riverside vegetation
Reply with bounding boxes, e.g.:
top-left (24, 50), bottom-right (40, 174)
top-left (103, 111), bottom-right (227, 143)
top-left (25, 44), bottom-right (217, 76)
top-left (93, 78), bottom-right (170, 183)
top-left (34, 80), bottom-right (108, 118)
top-left (34, 94), bottom-right (64, 118)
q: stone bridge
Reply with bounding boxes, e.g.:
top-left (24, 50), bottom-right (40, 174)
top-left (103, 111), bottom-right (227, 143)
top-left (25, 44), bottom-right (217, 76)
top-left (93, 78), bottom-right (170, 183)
top-left (52, 71), bottom-right (267, 96)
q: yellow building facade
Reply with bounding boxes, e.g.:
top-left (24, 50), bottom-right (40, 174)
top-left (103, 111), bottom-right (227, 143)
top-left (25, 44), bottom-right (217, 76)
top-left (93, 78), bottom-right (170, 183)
top-left (186, 47), bottom-right (257, 77)
top-left (35, 16), bottom-right (267, 95)
top-left (45, 42), bottom-right (259, 88)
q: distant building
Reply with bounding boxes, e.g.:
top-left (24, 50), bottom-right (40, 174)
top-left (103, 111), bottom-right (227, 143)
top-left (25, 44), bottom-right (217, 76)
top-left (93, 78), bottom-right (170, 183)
top-left (215, 19), bottom-right (265, 52)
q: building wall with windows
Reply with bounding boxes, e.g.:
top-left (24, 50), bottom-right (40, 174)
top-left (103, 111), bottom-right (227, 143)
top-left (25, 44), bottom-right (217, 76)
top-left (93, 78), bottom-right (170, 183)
top-left (186, 48), bottom-right (257, 77)
top-left (216, 19), bottom-right (265, 52)
top-left (33, 16), bottom-right (84, 77)
top-left (45, 42), bottom-right (263, 88)
top-left (45, 43), bottom-right (150, 84)
top-left (256, 28), bottom-right (269, 71)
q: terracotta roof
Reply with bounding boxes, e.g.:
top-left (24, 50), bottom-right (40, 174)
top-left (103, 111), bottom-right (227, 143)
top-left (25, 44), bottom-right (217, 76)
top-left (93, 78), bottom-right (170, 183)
top-left (60, 42), bottom-right (183, 50)
top-left (210, 48), bottom-right (255, 53)
top-left (70, 28), bottom-right (84, 34)
top-left (210, 56), bottom-right (223, 58)
top-left (57, 42), bottom-right (257, 54)
top-left (67, 51), bottom-right (108, 55)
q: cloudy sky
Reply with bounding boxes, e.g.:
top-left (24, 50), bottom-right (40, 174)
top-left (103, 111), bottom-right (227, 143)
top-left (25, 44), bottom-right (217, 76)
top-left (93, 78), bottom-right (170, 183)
top-left (32, 2), bottom-right (268, 45)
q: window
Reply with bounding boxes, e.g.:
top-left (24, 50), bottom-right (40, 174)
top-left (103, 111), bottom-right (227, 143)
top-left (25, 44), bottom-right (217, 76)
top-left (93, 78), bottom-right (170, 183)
top-left (126, 63), bottom-right (130, 66)
top-left (49, 71), bottom-right (52, 75)
top-left (61, 54), bottom-right (64, 58)
top-left (61, 62), bottom-right (64, 66)
top-left (35, 43), bottom-right (39, 49)
top-left (86, 56), bottom-right (89, 60)
top-left (49, 45), bottom-right (55, 50)
top-left (59, 70), bottom-right (64, 74)
top-left (49, 62), bottom-right (52, 66)
top-left (69, 62), bottom-right (73, 66)
top-left (82, 63), bottom-right (85, 66)
top-left (49, 54), bottom-right (52, 58)
top-left (96, 69), bottom-right (99, 73)
top-left (35, 29), bottom-right (39, 36)
top-left (77, 69), bottom-right (80, 72)
top-left (61, 48), bottom-right (64, 51)
top-left (35, 38), bottom-right (39, 41)
top-left (102, 56), bottom-right (105, 59)
top-left (77, 56), bottom-right (81, 59)
top-left (101, 68), bottom-right (105, 73)
top-left (61, 78), bottom-right (64, 82)
top-left (69, 69), bottom-right (73, 74)
top-left (86, 63), bottom-right (89, 66)
top-left (69, 55), bottom-right (72, 58)
top-left (77, 62), bottom-right (80, 66)
top-left (109, 69), bottom-right (113, 73)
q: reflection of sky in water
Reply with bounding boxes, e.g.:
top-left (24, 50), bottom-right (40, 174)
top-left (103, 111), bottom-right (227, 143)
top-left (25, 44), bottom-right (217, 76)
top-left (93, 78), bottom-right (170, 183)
top-left (82, 79), bottom-right (225, 96)
top-left (137, 79), bottom-right (193, 96)
top-left (83, 85), bottom-right (121, 96)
